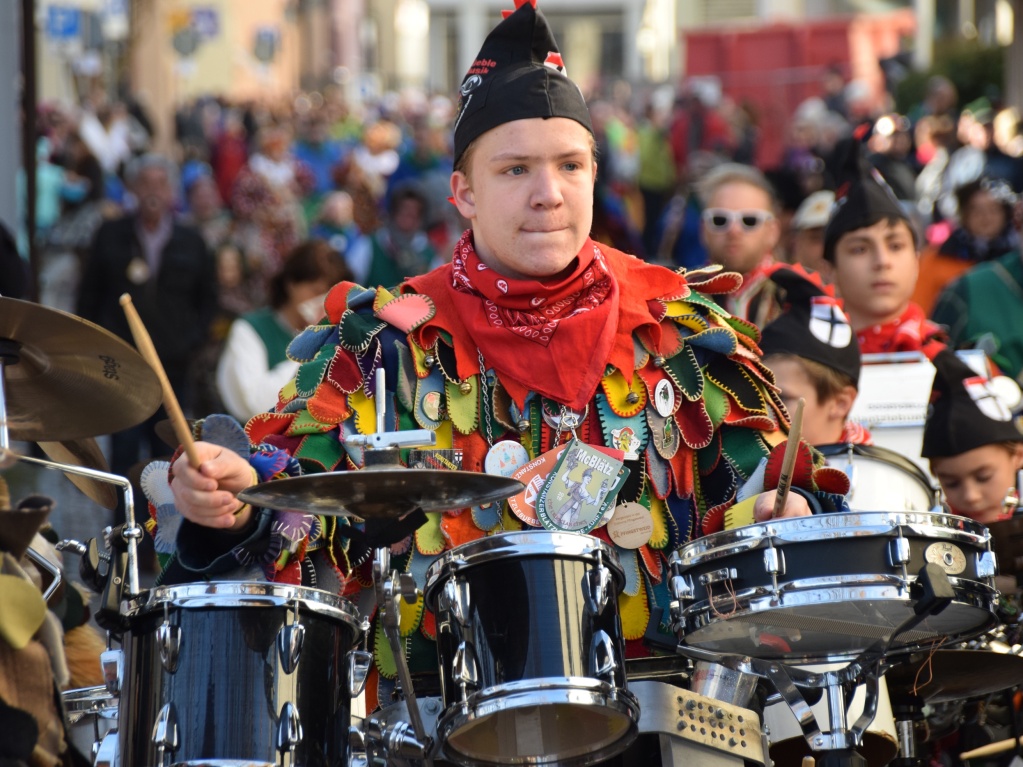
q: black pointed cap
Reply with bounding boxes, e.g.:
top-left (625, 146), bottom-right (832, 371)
top-left (823, 122), bottom-right (916, 262)
top-left (761, 267), bottom-right (861, 384)
top-left (921, 349), bottom-right (1023, 458)
top-left (452, 1), bottom-right (593, 165)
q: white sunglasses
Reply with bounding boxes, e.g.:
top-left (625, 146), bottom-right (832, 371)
top-left (702, 208), bottom-right (774, 232)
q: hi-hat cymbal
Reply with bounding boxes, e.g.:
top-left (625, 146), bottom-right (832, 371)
top-left (37, 438), bottom-right (118, 510)
top-left (236, 468), bottom-right (524, 520)
top-left (0, 298), bottom-right (162, 441)
top-left (886, 650), bottom-right (1023, 703)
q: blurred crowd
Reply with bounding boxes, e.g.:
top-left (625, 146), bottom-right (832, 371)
top-left (6, 69), bottom-right (1023, 475)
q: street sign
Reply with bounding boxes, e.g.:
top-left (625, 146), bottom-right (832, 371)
top-left (46, 6), bottom-right (80, 42)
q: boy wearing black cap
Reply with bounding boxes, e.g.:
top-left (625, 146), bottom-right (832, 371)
top-left (922, 350), bottom-right (1023, 524)
top-left (823, 129), bottom-right (945, 359)
top-left (158, 1), bottom-right (818, 699)
top-left (761, 267), bottom-right (869, 446)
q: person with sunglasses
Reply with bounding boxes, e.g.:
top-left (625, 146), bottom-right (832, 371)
top-left (698, 163), bottom-right (783, 328)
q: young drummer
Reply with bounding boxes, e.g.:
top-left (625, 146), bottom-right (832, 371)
top-left (921, 349), bottom-right (1023, 524)
top-left (760, 267), bottom-right (870, 447)
top-left (823, 128), bottom-right (945, 359)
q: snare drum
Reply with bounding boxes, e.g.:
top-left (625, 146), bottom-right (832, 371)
top-left (424, 531), bottom-right (640, 766)
top-left (818, 443), bottom-right (938, 511)
top-left (671, 511), bottom-right (998, 662)
top-left (62, 685), bottom-right (117, 760)
top-left (119, 582), bottom-right (361, 766)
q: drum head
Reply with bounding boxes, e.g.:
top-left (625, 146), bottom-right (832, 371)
top-left (818, 443), bottom-right (937, 512)
top-left (443, 694), bottom-right (637, 766)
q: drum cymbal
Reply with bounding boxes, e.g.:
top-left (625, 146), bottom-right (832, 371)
top-left (154, 418), bottom-right (195, 450)
top-left (0, 298), bottom-right (162, 441)
top-left (886, 650), bottom-right (1023, 703)
top-left (37, 438), bottom-right (118, 510)
top-left (236, 468), bottom-right (524, 520)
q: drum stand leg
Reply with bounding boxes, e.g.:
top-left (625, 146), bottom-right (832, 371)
top-left (887, 694), bottom-right (926, 767)
top-left (367, 547), bottom-right (434, 765)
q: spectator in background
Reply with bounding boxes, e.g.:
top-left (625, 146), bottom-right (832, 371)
top-left (821, 64), bottom-right (849, 118)
top-left (670, 84), bottom-right (734, 184)
top-left (914, 177), bottom-right (1019, 315)
top-left (77, 154), bottom-right (217, 476)
top-left (217, 239), bottom-right (350, 423)
top-left (789, 190), bottom-right (835, 282)
top-left (822, 133), bottom-right (944, 359)
top-left (868, 114), bottom-right (917, 201)
top-left (210, 109), bottom-right (249, 204)
top-left (348, 182), bottom-right (436, 287)
top-left (293, 110), bottom-right (348, 200)
top-left (636, 101), bottom-right (677, 259)
top-left (698, 162), bottom-right (781, 326)
top-left (310, 191), bottom-right (361, 264)
top-left (182, 173), bottom-right (232, 251)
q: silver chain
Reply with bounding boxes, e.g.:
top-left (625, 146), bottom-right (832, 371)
top-left (478, 348), bottom-right (494, 447)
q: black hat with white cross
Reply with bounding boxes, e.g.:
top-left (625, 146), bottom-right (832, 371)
top-left (761, 266), bottom-right (860, 385)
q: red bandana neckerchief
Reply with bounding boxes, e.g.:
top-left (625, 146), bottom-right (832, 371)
top-left (855, 302), bottom-right (946, 361)
top-left (406, 231), bottom-right (691, 411)
top-left (441, 231), bottom-right (619, 409)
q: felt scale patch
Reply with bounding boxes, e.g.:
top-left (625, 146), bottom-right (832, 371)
top-left (295, 344), bottom-right (336, 398)
top-left (373, 290), bottom-right (435, 333)
top-left (307, 382), bottom-right (352, 424)
top-left (326, 347), bottom-right (364, 395)
top-left (600, 369), bottom-right (647, 417)
top-left (675, 398), bottom-right (714, 450)
top-left (664, 345), bottom-right (704, 402)
top-left (246, 412), bottom-right (297, 445)
top-left (413, 367), bottom-right (446, 431)
top-left (646, 406), bottom-right (680, 460)
top-left (287, 323), bottom-right (336, 363)
top-left (644, 445), bottom-right (672, 500)
top-left (445, 377), bottom-right (479, 435)
top-left (705, 357), bottom-right (768, 416)
top-left (684, 270), bottom-right (744, 295)
top-left (293, 431), bottom-right (345, 473)
top-left (337, 309), bottom-right (386, 354)
top-left (286, 408), bottom-right (336, 436)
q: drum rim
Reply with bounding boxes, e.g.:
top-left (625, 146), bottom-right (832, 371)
top-left (672, 510), bottom-right (991, 566)
top-left (424, 530), bottom-right (624, 598)
top-left (122, 580), bottom-right (361, 628)
top-left (817, 442), bottom-right (937, 495)
top-left (438, 679), bottom-right (640, 766)
top-left (679, 580), bottom-right (998, 662)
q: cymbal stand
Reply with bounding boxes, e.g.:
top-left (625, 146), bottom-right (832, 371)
top-left (350, 368), bottom-right (438, 765)
top-left (8, 452), bottom-right (142, 624)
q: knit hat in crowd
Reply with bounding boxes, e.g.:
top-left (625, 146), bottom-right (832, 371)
top-left (921, 349), bottom-right (1023, 458)
top-left (452, 0), bottom-right (593, 165)
top-left (823, 123), bottom-right (916, 262)
top-left (761, 267), bottom-right (861, 384)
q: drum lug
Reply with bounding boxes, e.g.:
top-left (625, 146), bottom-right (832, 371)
top-left (589, 629), bottom-right (619, 683)
top-left (977, 550), bottom-right (997, 580)
top-left (151, 701), bottom-right (179, 753)
top-left (440, 578), bottom-right (471, 626)
top-left (157, 604), bottom-right (181, 673)
top-left (347, 649), bottom-right (373, 697)
top-left (586, 558), bottom-right (614, 615)
top-left (93, 731), bottom-right (119, 767)
top-left (277, 614), bottom-right (306, 675)
top-left (669, 573), bottom-right (693, 601)
top-left (276, 701), bottom-right (304, 753)
top-left (888, 529), bottom-right (912, 588)
top-left (453, 640), bottom-right (479, 705)
top-left (100, 647), bottom-right (122, 694)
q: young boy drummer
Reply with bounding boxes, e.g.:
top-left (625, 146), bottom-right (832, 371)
top-left (922, 349), bottom-right (1023, 525)
top-left (760, 267), bottom-right (869, 447)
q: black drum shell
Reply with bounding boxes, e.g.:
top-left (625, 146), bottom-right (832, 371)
top-left (119, 583), bottom-right (359, 766)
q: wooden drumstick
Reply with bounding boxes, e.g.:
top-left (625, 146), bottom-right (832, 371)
top-left (772, 397), bottom-right (805, 519)
top-left (960, 734), bottom-right (1023, 761)
top-left (801, 758), bottom-right (815, 767)
top-left (120, 294), bottom-right (201, 468)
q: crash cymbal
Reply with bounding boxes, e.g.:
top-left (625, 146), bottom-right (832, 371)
top-left (37, 438), bottom-right (118, 510)
top-left (0, 298), bottom-right (162, 441)
top-left (236, 468), bottom-right (524, 520)
top-left (886, 650), bottom-right (1023, 703)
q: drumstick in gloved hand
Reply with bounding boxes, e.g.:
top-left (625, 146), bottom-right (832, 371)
top-left (772, 397), bottom-right (805, 519)
top-left (120, 294), bottom-right (201, 468)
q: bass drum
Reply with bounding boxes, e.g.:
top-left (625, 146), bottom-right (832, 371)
top-left (818, 443), bottom-right (938, 512)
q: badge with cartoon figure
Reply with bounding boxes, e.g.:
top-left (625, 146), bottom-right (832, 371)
top-left (537, 441), bottom-right (628, 534)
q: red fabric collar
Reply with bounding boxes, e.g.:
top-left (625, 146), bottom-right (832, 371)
top-left (855, 302), bottom-right (946, 360)
top-left (405, 231), bottom-right (689, 409)
top-left (839, 420), bottom-right (873, 446)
